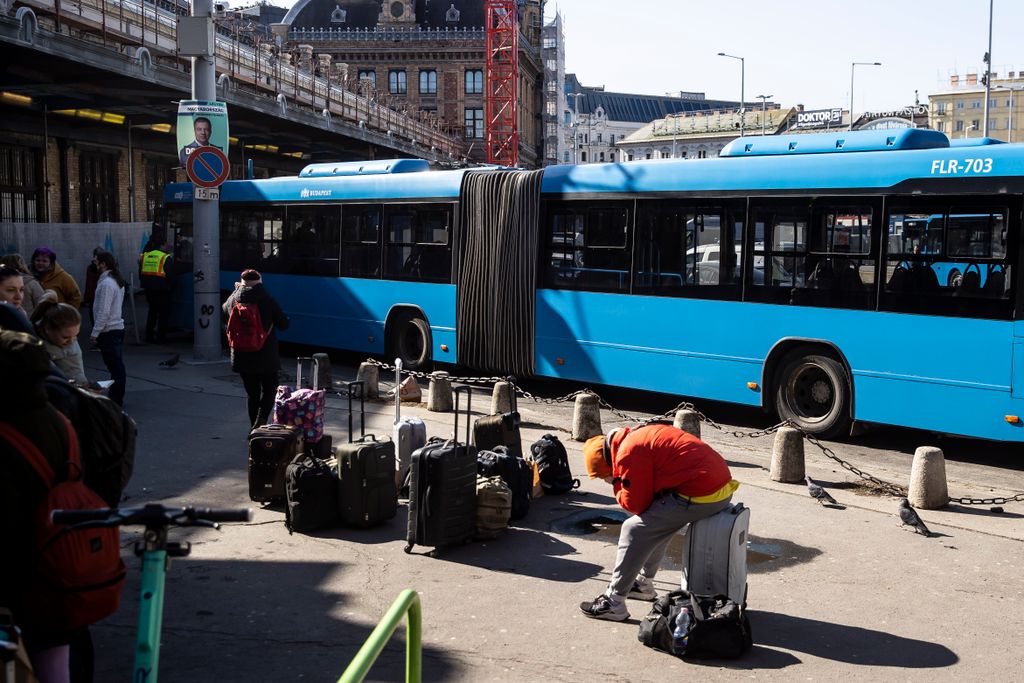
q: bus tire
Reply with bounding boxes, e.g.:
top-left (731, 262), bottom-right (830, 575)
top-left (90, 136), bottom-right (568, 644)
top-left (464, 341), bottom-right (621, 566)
top-left (947, 269), bottom-right (962, 288)
top-left (393, 314), bottom-right (431, 370)
top-left (773, 350), bottom-right (850, 438)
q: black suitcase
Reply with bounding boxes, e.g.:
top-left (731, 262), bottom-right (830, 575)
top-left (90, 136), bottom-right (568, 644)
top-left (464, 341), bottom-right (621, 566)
top-left (285, 452), bottom-right (339, 533)
top-left (405, 385), bottom-right (478, 554)
top-left (477, 446), bottom-right (532, 521)
top-left (472, 377), bottom-right (522, 458)
top-left (336, 381), bottom-right (398, 528)
top-left (248, 424), bottom-right (304, 503)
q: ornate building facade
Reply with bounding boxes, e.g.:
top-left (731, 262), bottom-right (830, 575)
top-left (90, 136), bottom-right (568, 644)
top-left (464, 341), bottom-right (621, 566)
top-left (277, 0), bottom-right (544, 166)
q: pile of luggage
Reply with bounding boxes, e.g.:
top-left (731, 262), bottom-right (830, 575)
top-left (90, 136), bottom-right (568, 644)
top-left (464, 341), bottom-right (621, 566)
top-left (245, 358), bottom-right (580, 550)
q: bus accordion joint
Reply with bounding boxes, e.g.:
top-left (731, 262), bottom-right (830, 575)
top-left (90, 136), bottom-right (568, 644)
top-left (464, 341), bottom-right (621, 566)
top-left (747, 382), bottom-right (760, 391)
top-left (1006, 415), bottom-right (1021, 425)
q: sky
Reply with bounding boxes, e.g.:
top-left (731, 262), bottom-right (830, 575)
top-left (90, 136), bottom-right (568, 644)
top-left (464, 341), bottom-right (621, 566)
top-left (269, 0), bottom-right (1023, 113)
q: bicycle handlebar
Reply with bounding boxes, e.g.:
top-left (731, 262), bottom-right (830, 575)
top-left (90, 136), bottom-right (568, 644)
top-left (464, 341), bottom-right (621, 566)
top-left (52, 504), bottom-right (253, 527)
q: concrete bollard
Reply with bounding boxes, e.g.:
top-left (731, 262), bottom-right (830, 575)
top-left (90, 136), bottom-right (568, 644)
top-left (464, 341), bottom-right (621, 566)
top-left (491, 381), bottom-right (513, 415)
top-left (427, 371), bottom-right (453, 412)
top-left (908, 446), bottom-right (949, 510)
top-left (311, 352), bottom-right (331, 390)
top-left (673, 409), bottom-right (701, 439)
top-left (769, 427), bottom-right (805, 483)
top-left (571, 393), bottom-right (603, 441)
top-left (355, 362), bottom-right (379, 399)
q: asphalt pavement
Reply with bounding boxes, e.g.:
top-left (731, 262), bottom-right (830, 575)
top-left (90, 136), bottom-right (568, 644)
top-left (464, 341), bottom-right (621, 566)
top-left (77, 331), bottom-right (1024, 682)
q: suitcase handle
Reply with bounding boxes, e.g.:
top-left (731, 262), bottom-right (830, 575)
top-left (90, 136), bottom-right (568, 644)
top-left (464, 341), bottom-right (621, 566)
top-left (296, 356), bottom-right (323, 391)
top-left (394, 357), bottom-right (402, 424)
top-left (453, 385), bottom-right (472, 444)
top-left (346, 381), bottom-right (365, 443)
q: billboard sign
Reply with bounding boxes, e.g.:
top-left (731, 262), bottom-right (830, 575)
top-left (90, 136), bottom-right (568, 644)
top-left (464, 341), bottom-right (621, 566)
top-left (177, 100), bottom-right (229, 168)
top-left (794, 108), bottom-right (844, 129)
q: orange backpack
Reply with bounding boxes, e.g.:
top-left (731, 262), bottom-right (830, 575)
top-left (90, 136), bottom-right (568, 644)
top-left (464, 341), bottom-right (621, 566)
top-left (0, 413), bottom-right (126, 631)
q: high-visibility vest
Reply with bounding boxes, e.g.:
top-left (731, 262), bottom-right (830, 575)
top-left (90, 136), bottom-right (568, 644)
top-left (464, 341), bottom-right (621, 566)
top-left (140, 250), bottom-right (169, 278)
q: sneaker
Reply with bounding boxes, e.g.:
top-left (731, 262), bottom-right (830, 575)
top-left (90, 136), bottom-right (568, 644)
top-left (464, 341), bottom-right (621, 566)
top-left (579, 594), bottom-right (629, 621)
top-left (627, 577), bottom-right (657, 601)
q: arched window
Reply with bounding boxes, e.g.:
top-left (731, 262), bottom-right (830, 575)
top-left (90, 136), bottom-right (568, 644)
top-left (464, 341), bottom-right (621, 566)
top-left (330, 5), bottom-right (346, 23)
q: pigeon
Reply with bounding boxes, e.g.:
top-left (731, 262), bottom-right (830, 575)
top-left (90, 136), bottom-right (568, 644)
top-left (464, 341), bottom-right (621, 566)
top-left (898, 498), bottom-right (931, 536)
top-left (805, 476), bottom-right (838, 506)
top-left (159, 353), bottom-right (181, 368)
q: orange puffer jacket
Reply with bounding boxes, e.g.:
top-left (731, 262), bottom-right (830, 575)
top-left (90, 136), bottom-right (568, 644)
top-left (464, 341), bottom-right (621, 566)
top-left (610, 424), bottom-right (732, 515)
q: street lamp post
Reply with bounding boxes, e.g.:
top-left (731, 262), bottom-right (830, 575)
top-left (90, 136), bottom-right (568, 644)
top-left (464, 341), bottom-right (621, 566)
top-left (756, 94), bottom-right (772, 135)
top-left (568, 92), bottom-right (584, 164)
top-left (850, 61), bottom-right (882, 131)
top-left (983, 0), bottom-right (994, 137)
top-left (717, 52), bottom-right (745, 137)
top-left (964, 123), bottom-right (978, 139)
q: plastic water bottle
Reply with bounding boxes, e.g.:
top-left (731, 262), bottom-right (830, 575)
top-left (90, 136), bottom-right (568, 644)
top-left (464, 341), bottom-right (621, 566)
top-left (672, 607), bottom-right (691, 655)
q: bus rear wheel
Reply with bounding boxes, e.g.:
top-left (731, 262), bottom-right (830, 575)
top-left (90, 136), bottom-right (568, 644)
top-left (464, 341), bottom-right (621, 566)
top-left (391, 314), bottom-right (431, 370)
top-left (774, 351), bottom-right (850, 438)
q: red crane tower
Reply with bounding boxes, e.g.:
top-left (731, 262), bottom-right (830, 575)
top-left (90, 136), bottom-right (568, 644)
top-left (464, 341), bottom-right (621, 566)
top-left (484, 0), bottom-right (519, 166)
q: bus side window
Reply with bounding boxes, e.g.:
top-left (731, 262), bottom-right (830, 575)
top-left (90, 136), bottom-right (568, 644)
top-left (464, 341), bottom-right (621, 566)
top-left (341, 204), bottom-right (382, 279)
top-left (544, 201), bottom-right (630, 293)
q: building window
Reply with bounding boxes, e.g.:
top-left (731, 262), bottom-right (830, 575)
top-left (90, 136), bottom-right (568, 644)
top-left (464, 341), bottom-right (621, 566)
top-left (610, 134), bottom-right (615, 144)
top-left (542, 37), bottom-right (556, 49)
top-left (610, 152), bottom-right (616, 162)
top-left (546, 81), bottom-right (558, 93)
top-left (563, 111), bottom-right (571, 125)
top-left (599, 152), bottom-right (605, 162)
top-left (79, 150), bottom-right (119, 223)
top-left (937, 102), bottom-right (946, 114)
top-left (388, 70), bottom-right (407, 94)
top-left (971, 118), bottom-right (980, 129)
top-left (546, 122), bottom-right (557, 138)
top-left (145, 157), bottom-right (175, 221)
top-left (0, 143), bottom-right (42, 222)
top-left (597, 133), bottom-right (603, 143)
top-left (563, 151), bottom-right (570, 163)
top-left (419, 69), bottom-right (437, 94)
top-left (955, 120), bottom-right (964, 132)
top-left (465, 69), bottom-right (483, 95)
top-left (445, 3), bottom-right (460, 22)
top-left (628, 154), bottom-right (634, 161)
top-left (464, 108), bottom-right (483, 139)
top-left (581, 152), bottom-right (587, 162)
top-left (330, 5), bottom-right (347, 23)
top-left (956, 101), bottom-right (965, 110)
top-left (936, 120), bottom-right (945, 133)
top-left (971, 100), bottom-right (981, 109)
top-left (358, 69), bottom-right (376, 89)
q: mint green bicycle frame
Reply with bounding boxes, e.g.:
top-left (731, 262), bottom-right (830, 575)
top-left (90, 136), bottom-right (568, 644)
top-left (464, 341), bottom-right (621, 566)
top-left (133, 547), bottom-right (169, 682)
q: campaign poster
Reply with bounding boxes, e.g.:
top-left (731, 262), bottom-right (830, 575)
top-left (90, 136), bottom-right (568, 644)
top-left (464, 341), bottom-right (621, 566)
top-left (176, 100), bottom-right (229, 167)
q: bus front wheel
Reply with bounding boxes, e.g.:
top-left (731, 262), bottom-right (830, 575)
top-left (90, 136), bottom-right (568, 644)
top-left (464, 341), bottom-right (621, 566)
top-left (391, 314), bottom-right (431, 370)
top-left (774, 351), bottom-right (850, 438)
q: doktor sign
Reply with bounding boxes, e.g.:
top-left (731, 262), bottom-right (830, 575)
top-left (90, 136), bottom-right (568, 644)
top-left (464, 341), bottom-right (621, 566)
top-left (176, 100), bottom-right (229, 169)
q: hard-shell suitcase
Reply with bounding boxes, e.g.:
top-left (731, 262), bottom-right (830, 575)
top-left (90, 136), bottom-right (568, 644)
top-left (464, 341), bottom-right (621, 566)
top-left (404, 385), bottom-right (478, 554)
top-left (681, 502), bottom-right (750, 606)
top-left (336, 381), bottom-right (398, 528)
top-left (477, 446), bottom-right (532, 520)
top-left (273, 357), bottom-right (327, 445)
top-left (393, 358), bottom-right (426, 491)
top-left (248, 424), bottom-right (304, 503)
top-left (472, 377), bottom-right (522, 458)
top-left (285, 452), bottom-right (339, 533)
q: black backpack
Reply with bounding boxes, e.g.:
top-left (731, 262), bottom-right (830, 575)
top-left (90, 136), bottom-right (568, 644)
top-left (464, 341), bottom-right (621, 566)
top-left (528, 434), bottom-right (579, 495)
top-left (477, 446), bottom-right (532, 520)
top-left (638, 590), bottom-right (752, 660)
top-left (284, 453), bottom-right (339, 534)
top-left (47, 380), bottom-right (137, 507)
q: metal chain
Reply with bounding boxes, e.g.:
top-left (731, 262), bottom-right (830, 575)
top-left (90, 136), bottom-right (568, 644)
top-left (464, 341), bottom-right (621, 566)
top-left (358, 358), bottom-right (1022, 505)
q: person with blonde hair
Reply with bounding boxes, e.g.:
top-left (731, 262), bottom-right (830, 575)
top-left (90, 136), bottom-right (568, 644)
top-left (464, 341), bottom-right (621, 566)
top-left (33, 300), bottom-right (89, 387)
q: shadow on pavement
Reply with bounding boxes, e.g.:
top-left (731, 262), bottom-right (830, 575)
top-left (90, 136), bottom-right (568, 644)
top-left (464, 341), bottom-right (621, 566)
top-left (748, 611), bottom-right (959, 668)
top-left (93, 558), bottom-right (462, 682)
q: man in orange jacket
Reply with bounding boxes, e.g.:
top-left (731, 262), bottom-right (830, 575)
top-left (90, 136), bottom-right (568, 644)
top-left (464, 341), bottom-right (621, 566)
top-left (579, 423), bottom-right (739, 621)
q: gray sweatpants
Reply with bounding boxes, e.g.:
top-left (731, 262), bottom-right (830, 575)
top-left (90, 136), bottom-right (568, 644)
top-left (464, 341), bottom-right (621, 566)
top-left (608, 494), bottom-right (733, 596)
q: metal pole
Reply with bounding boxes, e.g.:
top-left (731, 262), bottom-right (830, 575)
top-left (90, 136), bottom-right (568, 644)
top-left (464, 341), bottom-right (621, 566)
top-left (42, 104), bottom-right (51, 222)
top-left (739, 57), bottom-right (745, 137)
top-left (849, 63), bottom-right (855, 131)
top-left (127, 121), bottom-right (135, 221)
top-left (191, 0), bottom-right (222, 362)
top-left (983, 0), bottom-right (994, 137)
top-left (1010, 90), bottom-right (1014, 143)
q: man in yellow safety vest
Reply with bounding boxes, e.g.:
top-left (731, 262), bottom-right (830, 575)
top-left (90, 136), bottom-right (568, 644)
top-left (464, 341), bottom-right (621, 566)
top-left (138, 235), bottom-right (174, 343)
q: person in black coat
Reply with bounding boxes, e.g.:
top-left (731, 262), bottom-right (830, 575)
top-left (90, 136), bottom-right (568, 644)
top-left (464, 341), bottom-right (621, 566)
top-left (222, 269), bottom-right (290, 428)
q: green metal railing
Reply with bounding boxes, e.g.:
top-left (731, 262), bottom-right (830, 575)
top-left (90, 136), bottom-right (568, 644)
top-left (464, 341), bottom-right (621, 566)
top-left (337, 589), bottom-right (422, 683)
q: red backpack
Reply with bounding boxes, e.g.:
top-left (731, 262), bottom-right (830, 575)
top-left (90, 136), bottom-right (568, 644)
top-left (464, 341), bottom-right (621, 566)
top-left (0, 413), bottom-right (126, 631)
top-left (226, 301), bottom-right (270, 352)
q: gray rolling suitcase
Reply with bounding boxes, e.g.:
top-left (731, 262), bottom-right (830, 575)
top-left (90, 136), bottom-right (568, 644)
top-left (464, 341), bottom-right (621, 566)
top-left (681, 502), bottom-right (749, 606)
top-left (336, 381), bottom-right (397, 528)
top-left (393, 358), bottom-right (426, 492)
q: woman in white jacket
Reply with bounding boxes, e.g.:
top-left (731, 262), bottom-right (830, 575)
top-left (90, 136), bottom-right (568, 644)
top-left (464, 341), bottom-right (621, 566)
top-left (91, 251), bottom-right (127, 406)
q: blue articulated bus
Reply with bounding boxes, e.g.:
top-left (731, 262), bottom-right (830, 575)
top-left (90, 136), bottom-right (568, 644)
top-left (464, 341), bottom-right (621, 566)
top-left (163, 129), bottom-right (1024, 441)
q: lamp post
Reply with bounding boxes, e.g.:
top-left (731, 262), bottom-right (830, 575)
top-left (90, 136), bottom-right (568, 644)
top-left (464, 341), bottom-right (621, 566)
top-left (964, 123), bottom-right (978, 139)
top-left (568, 92), bottom-right (585, 164)
top-left (983, 0), bottom-right (994, 137)
top-left (717, 52), bottom-right (745, 137)
top-left (850, 61), bottom-right (882, 130)
top-left (756, 94), bottom-right (772, 135)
